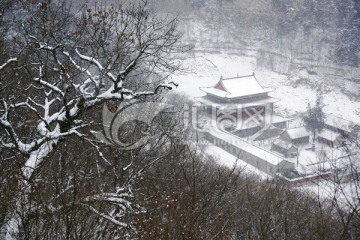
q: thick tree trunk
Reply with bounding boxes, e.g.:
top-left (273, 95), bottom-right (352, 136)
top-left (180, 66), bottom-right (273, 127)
top-left (1, 142), bottom-right (55, 239)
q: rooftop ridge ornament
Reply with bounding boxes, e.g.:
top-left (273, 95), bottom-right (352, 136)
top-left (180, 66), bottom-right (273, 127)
top-left (221, 74), bottom-right (255, 80)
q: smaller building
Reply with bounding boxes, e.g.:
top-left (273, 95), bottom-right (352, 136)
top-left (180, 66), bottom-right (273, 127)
top-left (272, 139), bottom-right (298, 158)
top-left (324, 114), bottom-right (358, 138)
top-left (317, 129), bottom-right (345, 148)
top-left (280, 127), bottom-right (310, 145)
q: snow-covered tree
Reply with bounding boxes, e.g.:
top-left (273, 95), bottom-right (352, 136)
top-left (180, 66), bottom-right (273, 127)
top-left (303, 88), bottom-right (326, 150)
top-left (0, 0), bottom-right (184, 238)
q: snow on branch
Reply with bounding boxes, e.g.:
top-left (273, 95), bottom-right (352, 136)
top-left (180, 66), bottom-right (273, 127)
top-left (33, 68), bottom-right (65, 97)
top-left (80, 189), bottom-right (134, 224)
top-left (0, 58), bottom-right (17, 70)
top-left (83, 137), bottom-right (114, 167)
top-left (74, 48), bottom-right (118, 84)
top-left (0, 99), bottom-right (28, 154)
top-left (0, 1), bottom-right (184, 237)
top-left (28, 35), bottom-right (63, 51)
top-left (62, 51), bottom-right (94, 77)
top-left (95, 81), bottom-right (177, 100)
top-left (84, 192), bottom-right (133, 203)
top-left (75, 48), bottom-right (105, 71)
top-left (80, 204), bottom-right (129, 228)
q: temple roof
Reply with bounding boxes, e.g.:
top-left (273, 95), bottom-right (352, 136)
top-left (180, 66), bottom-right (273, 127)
top-left (200, 74), bottom-right (273, 99)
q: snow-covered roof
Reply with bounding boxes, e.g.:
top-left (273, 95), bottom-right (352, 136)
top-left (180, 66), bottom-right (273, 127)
top-left (200, 75), bottom-right (273, 99)
top-left (324, 114), bottom-right (356, 133)
top-left (273, 139), bottom-right (298, 150)
top-left (253, 125), bottom-right (284, 141)
top-left (235, 115), bottom-right (290, 131)
top-left (200, 87), bottom-right (229, 98)
top-left (318, 129), bottom-right (341, 142)
top-left (284, 127), bottom-right (310, 139)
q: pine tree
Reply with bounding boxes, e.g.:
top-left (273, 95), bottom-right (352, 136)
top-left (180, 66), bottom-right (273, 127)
top-left (303, 88), bottom-right (326, 151)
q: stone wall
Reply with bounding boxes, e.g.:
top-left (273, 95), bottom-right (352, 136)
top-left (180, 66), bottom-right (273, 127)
top-left (204, 131), bottom-right (296, 177)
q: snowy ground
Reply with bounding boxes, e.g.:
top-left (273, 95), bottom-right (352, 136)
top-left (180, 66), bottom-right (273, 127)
top-left (172, 52), bottom-right (360, 177)
top-left (171, 54), bottom-right (256, 98)
top-left (298, 178), bottom-right (360, 211)
top-left (203, 144), bottom-right (271, 179)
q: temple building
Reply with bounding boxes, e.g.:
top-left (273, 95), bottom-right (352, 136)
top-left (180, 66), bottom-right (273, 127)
top-left (196, 74), bottom-right (290, 137)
